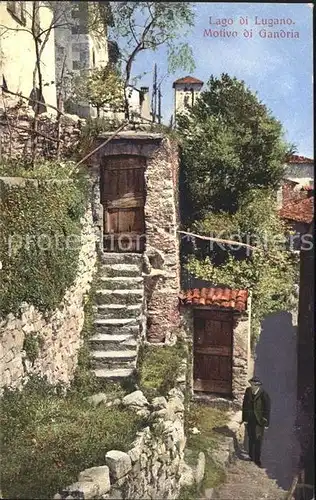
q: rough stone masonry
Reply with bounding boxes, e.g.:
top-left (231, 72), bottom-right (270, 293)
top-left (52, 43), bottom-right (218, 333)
top-left (88, 131), bottom-right (181, 344)
top-left (54, 388), bottom-right (205, 500)
top-left (0, 209), bottom-right (97, 391)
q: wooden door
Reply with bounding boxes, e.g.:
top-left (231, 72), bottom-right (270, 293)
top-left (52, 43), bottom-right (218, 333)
top-left (101, 155), bottom-right (146, 252)
top-left (193, 309), bottom-right (233, 395)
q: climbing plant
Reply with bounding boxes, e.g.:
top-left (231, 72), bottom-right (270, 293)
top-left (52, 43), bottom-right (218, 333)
top-left (185, 189), bottom-right (298, 343)
top-left (0, 160), bottom-right (89, 318)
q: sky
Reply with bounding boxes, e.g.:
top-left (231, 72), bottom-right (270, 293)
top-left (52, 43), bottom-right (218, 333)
top-left (131, 2), bottom-right (313, 158)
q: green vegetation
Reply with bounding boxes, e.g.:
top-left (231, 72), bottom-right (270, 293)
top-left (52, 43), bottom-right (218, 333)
top-left (23, 333), bottom-right (44, 364)
top-left (72, 64), bottom-right (124, 118)
top-left (177, 73), bottom-right (292, 217)
top-left (78, 117), bottom-right (124, 158)
top-left (138, 342), bottom-right (186, 399)
top-left (0, 160), bottom-right (89, 318)
top-left (111, 3), bottom-right (195, 76)
top-left (0, 376), bottom-right (142, 499)
top-left (186, 189), bottom-right (298, 342)
top-left (179, 404), bottom-right (228, 499)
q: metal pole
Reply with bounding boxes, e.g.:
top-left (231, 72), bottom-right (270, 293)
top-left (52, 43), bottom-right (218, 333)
top-left (158, 86), bottom-right (162, 124)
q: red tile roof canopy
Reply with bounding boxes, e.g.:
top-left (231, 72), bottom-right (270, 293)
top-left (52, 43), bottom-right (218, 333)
top-left (173, 76), bottom-right (204, 87)
top-left (279, 195), bottom-right (314, 224)
top-left (286, 155), bottom-right (314, 164)
top-left (179, 288), bottom-right (248, 312)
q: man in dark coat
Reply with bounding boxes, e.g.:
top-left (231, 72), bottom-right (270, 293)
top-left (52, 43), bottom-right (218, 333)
top-left (242, 376), bottom-right (271, 468)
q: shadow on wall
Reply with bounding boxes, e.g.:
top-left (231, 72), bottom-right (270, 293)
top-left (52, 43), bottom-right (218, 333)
top-left (254, 310), bottom-right (301, 490)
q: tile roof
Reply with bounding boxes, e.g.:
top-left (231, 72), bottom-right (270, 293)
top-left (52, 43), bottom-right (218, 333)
top-left (287, 155), bottom-right (314, 164)
top-left (173, 76), bottom-right (204, 87)
top-left (179, 287), bottom-right (248, 312)
top-left (279, 195), bottom-right (314, 224)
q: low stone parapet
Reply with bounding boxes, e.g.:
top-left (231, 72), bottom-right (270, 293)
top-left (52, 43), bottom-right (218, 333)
top-left (53, 388), bottom-right (205, 500)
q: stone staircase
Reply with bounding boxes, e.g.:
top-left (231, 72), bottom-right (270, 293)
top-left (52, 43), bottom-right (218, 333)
top-left (88, 253), bottom-right (145, 382)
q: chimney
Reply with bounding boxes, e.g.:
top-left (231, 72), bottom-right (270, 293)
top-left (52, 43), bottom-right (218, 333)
top-left (140, 87), bottom-right (150, 121)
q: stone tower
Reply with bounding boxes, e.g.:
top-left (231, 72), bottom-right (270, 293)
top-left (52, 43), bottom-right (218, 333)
top-left (173, 76), bottom-right (204, 125)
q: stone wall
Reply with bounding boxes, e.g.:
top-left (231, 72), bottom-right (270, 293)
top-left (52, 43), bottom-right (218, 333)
top-left (231, 313), bottom-right (250, 406)
top-left (296, 222), bottom-right (314, 485)
top-left (0, 96), bottom-right (84, 160)
top-left (54, 388), bottom-right (194, 500)
top-left (0, 2), bottom-right (57, 108)
top-left (88, 132), bottom-right (181, 344)
top-left (144, 137), bottom-right (181, 343)
top-left (0, 208), bottom-right (97, 391)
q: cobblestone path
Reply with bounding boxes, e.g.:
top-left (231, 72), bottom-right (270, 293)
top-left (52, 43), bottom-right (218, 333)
top-left (212, 455), bottom-right (287, 500)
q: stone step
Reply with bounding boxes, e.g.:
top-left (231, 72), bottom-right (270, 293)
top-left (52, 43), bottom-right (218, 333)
top-left (91, 350), bottom-right (137, 360)
top-left (93, 324), bottom-right (140, 336)
top-left (90, 350), bottom-right (137, 370)
top-left (94, 318), bottom-right (138, 327)
top-left (92, 367), bottom-right (135, 380)
top-left (100, 264), bottom-right (141, 278)
top-left (95, 289), bottom-right (144, 305)
top-left (101, 253), bottom-right (143, 266)
top-left (88, 333), bottom-right (138, 351)
top-left (96, 304), bottom-right (142, 320)
top-left (99, 276), bottom-right (143, 290)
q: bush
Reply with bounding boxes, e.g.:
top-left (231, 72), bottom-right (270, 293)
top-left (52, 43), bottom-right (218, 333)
top-left (0, 377), bottom-right (142, 499)
top-left (138, 342), bottom-right (186, 398)
top-left (23, 333), bottom-right (44, 363)
top-left (0, 160), bottom-right (89, 317)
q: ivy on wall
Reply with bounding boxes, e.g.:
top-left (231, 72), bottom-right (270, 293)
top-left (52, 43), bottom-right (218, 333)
top-left (0, 160), bottom-right (89, 318)
top-left (185, 190), bottom-right (298, 344)
top-left (23, 333), bottom-right (44, 364)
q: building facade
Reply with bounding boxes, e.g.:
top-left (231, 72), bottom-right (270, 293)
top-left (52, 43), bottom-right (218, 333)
top-left (173, 76), bottom-right (204, 126)
top-left (0, 1), bottom-right (57, 110)
top-left (54, 1), bottom-right (109, 118)
top-left (284, 155), bottom-right (314, 187)
top-left (296, 221), bottom-right (314, 499)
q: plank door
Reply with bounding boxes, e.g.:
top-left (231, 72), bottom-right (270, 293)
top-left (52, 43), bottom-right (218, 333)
top-left (101, 155), bottom-right (146, 253)
top-left (193, 309), bottom-right (233, 395)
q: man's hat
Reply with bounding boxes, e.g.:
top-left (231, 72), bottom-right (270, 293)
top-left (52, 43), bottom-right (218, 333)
top-left (248, 376), bottom-right (262, 386)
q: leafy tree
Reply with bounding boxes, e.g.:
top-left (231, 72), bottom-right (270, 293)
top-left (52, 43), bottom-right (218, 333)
top-left (72, 64), bottom-right (124, 117)
top-left (109, 2), bottom-right (196, 118)
top-left (185, 189), bottom-right (298, 342)
top-left (177, 73), bottom-right (292, 220)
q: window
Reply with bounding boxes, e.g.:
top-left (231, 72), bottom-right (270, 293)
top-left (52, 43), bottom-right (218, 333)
top-left (72, 60), bottom-right (83, 70)
top-left (7, 1), bottom-right (26, 25)
top-left (107, 40), bottom-right (120, 65)
top-left (72, 43), bottom-right (81, 54)
top-left (80, 49), bottom-right (88, 64)
top-left (183, 94), bottom-right (190, 109)
top-left (71, 25), bottom-right (88, 35)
